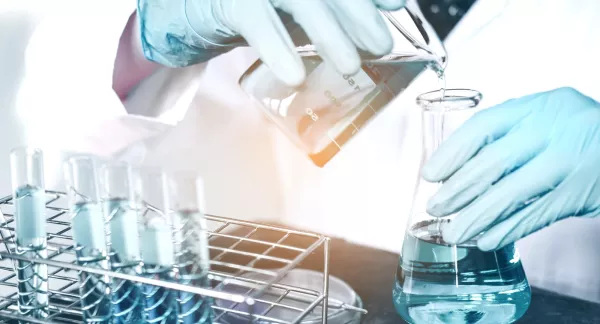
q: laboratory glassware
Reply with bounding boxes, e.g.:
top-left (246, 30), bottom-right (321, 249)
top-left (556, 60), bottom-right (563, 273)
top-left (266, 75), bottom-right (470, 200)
top-left (64, 156), bottom-right (113, 323)
top-left (100, 162), bottom-right (144, 323)
top-left (10, 147), bottom-right (49, 319)
top-left (137, 169), bottom-right (179, 323)
top-left (393, 89), bottom-right (532, 324)
top-left (168, 172), bottom-right (213, 323)
top-left (239, 0), bottom-right (446, 167)
top-left (0, 184), bottom-right (346, 322)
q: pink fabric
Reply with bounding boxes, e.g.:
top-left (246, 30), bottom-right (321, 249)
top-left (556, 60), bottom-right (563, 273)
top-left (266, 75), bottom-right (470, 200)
top-left (112, 12), bottom-right (159, 101)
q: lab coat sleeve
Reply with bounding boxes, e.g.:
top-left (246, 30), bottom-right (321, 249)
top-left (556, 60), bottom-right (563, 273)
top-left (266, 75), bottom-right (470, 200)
top-left (16, 0), bottom-right (173, 188)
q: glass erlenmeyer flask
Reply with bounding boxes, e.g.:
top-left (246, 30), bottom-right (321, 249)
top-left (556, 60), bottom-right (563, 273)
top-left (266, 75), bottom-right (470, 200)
top-left (394, 89), bottom-right (531, 324)
top-left (239, 0), bottom-right (446, 167)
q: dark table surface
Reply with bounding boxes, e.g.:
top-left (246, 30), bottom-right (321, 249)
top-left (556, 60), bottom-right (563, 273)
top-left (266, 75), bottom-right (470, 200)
top-left (243, 228), bottom-right (600, 324)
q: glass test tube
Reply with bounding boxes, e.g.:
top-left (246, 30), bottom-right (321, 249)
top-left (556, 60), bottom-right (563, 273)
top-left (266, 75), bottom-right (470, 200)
top-left (101, 162), bottom-right (144, 323)
top-left (10, 147), bottom-right (49, 319)
top-left (137, 170), bottom-right (178, 323)
top-left (169, 173), bottom-right (213, 324)
top-left (64, 157), bottom-right (112, 323)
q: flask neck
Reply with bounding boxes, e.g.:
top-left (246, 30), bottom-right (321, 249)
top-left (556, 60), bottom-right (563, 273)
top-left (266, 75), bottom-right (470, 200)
top-left (422, 110), bottom-right (446, 162)
top-left (417, 89), bottom-right (483, 162)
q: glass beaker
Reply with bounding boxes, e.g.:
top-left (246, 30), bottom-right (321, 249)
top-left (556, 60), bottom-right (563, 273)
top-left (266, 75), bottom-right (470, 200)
top-left (393, 89), bottom-right (531, 324)
top-left (239, 0), bottom-right (446, 167)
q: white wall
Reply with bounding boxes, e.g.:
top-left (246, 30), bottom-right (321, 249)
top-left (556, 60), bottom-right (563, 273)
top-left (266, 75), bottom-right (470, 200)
top-left (0, 1), bottom-right (50, 195)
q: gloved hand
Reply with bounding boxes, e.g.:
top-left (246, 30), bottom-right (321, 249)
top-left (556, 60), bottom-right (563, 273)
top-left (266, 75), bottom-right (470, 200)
top-left (138, 0), bottom-right (406, 87)
top-left (422, 87), bottom-right (600, 251)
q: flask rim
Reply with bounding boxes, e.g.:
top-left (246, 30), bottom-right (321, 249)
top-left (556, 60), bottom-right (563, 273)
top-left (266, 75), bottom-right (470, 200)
top-left (417, 88), bottom-right (482, 111)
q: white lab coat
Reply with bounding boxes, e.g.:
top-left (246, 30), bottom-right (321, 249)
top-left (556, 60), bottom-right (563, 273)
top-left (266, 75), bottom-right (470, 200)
top-left (3, 0), bottom-right (600, 303)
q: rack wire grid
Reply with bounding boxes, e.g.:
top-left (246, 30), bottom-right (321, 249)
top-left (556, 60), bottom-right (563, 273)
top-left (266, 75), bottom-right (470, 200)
top-left (0, 190), bottom-right (366, 323)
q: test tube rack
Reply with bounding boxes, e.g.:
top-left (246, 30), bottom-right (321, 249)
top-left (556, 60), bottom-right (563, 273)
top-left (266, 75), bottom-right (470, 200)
top-left (0, 191), bottom-right (365, 323)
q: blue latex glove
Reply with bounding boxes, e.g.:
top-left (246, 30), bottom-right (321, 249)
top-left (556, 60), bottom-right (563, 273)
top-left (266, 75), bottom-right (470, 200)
top-left (138, 0), bottom-right (406, 87)
top-left (422, 87), bottom-right (600, 251)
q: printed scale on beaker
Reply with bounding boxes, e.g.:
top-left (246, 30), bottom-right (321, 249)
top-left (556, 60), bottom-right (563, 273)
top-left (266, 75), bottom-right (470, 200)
top-left (240, 1), bottom-right (447, 167)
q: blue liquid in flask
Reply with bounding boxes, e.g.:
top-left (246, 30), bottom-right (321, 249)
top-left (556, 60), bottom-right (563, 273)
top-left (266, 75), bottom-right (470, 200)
top-left (106, 198), bottom-right (144, 323)
top-left (393, 220), bottom-right (531, 324)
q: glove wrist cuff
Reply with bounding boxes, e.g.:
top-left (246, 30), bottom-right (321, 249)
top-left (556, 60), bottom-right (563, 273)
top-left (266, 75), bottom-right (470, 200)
top-left (184, 0), bottom-right (244, 47)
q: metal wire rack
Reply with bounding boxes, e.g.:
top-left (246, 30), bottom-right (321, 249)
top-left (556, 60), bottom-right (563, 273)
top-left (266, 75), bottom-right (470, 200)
top-left (0, 191), bottom-right (366, 323)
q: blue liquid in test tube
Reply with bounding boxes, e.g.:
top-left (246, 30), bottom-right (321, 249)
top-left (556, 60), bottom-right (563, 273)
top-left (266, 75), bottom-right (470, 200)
top-left (101, 163), bottom-right (144, 323)
top-left (106, 198), bottom-right (145, 323)
top-left (64, 157), bottom-right (112, 323)
top-left (10, 147), bottom-right (49, 319)
top-left (140, 223), bottom-right (178, 323)
top-left (137, 170), bottom-right (178, 323)
top-left (170, 174), bottom-right (213, 324)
